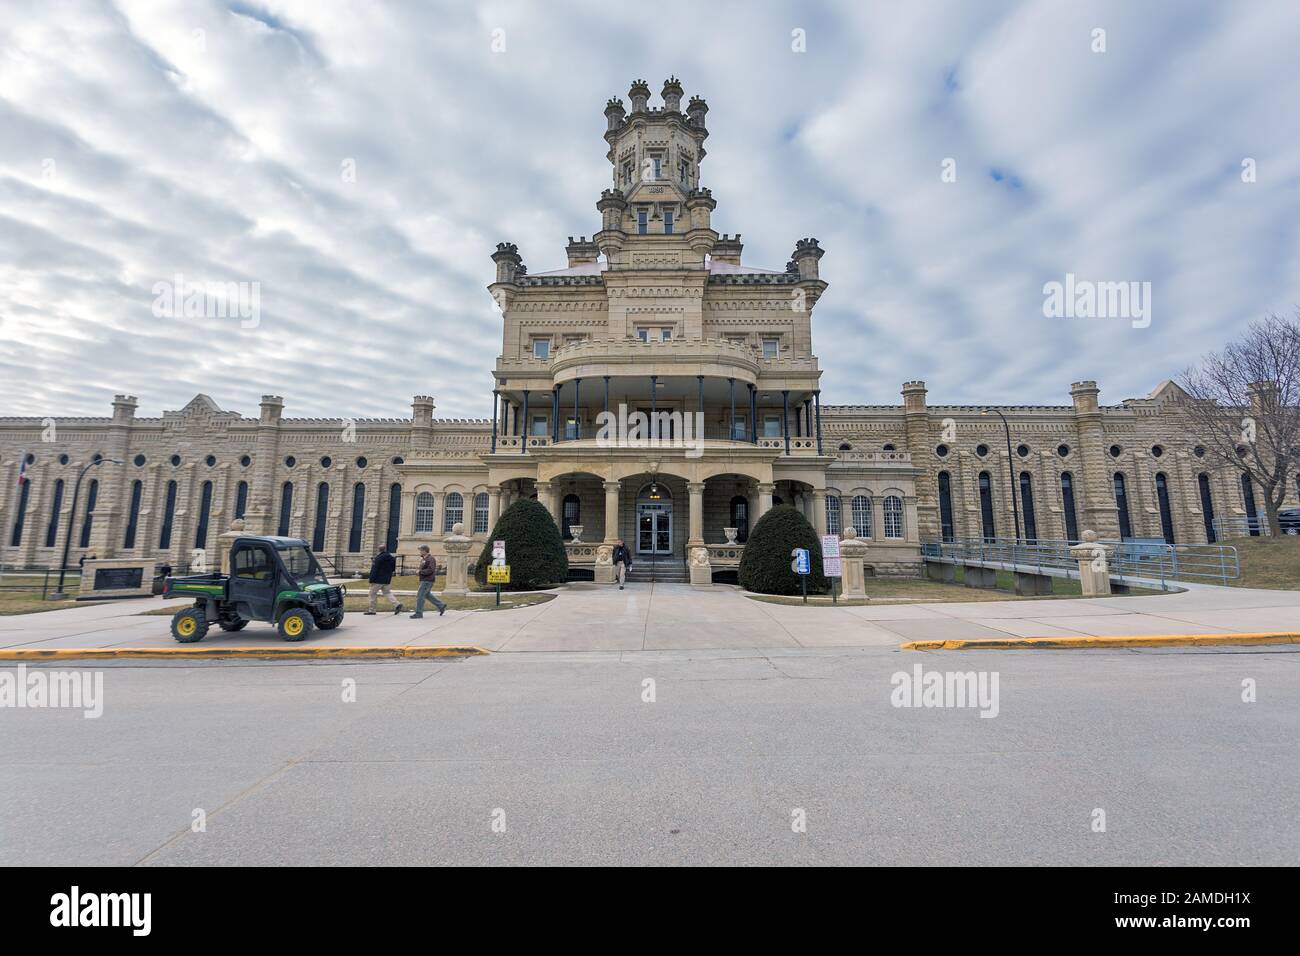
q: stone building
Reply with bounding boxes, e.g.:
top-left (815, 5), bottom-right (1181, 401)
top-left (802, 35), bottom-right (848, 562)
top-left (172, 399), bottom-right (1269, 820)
top-left (1, 79), bottom-right (1293, 581)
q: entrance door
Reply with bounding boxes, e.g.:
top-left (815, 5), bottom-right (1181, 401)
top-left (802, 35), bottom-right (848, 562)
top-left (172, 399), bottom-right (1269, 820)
top-left (637, 503), bottom-right (672, 555)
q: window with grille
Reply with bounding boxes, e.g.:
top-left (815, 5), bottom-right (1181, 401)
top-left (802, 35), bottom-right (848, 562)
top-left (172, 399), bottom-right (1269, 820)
top-left (474, 493), bottom-right (489, 534)
top-left (562, 494), bottom-right (580, 540)
top-left (883, 495), bottom-right (904, 539)
top-left (851, 495), bottom-right (872, 537)
top-left (414, 492), bottom-right (434, 533)
top-left (825, 495), bottom-right (842, 535)
top-left (443, 492), bottom-right (464, 532)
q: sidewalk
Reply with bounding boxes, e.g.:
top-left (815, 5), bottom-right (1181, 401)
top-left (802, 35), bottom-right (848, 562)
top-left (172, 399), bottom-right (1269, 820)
top-left (0, 582), bottom-right (1298, 653)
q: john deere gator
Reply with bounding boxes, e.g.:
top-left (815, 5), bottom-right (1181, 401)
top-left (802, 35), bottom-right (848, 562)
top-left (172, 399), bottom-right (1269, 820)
top-left (163, 536), bottom-right (346, 642)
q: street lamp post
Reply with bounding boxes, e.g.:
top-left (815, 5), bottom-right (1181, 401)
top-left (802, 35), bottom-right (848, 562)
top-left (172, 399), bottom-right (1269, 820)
top-left (50, 456), bottom-right (120, 600)
top-left (982, 409), bottom-right (1022, 543)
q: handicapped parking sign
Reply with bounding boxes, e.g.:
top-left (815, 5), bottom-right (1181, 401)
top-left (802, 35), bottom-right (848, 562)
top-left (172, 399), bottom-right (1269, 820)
top-left (791, 548), bottom-right (810, 575)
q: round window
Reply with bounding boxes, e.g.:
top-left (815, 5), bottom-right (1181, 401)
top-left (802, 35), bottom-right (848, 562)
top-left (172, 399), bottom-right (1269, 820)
top-left (356, 457), bottom-right (368, 469)
top-left (976, 444), bottom-right (989, 457)
top-left (320, 456), bottom-right (332, 468)
top-left (133, 454), bottom-right (146, 467)
top-left (240, 455), bottom-right (251, 467)
top-left (205, 454), bottom-right (217, 467)
top-left (170, 454), bottom-right (181, 466)
top-left (935, 444), bottom-right (949, 458)
top-left (1151, 445), bottom-right (1163, 458)
top-left (1016, 444), bottom-right (1030, 458)
top-left (1057, 444), bottom-right (1070, 457)
top-left (284, 456), bottom-right (296, 468)
top-left (1109, 445), bottom-right (1122, 458)
top-left (59, 454), bottom-right (69, 465)
top-left (1194, 445), bottom-right (1206, 458)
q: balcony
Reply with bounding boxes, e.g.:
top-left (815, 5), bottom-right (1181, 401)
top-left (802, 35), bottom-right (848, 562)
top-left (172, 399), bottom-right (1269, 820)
top-left (546, 337), bottom-right (765, 385)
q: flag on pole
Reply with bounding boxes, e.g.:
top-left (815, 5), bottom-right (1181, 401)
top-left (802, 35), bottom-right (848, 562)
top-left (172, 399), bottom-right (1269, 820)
top-left (16, 451), bottom-right (28, 486)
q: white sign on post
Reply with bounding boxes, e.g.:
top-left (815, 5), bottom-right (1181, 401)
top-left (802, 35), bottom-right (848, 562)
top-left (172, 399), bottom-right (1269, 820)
top-left (820, 534), bottom-right (842, 577)
top-left (492, 540), bottom-right (507, 567)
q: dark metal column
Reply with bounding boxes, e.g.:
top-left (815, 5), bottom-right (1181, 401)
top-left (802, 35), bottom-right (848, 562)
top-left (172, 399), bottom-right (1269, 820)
top-left (749, 384), bottom-right (757, 443)
top-left (520, 390), bottom-right (530, 454)
top-left (782, 390), bottom-right (791, 456)
top-left (728, 377), bottom-right (735, 440)
top-left (491, 389), bottom-right (498, 453)
top-left (814, 390), bottom-right (823, 455)
top-left (552, 386), bottom-right (560, 443)
top-left (574, 378), bottom-right (582, 440)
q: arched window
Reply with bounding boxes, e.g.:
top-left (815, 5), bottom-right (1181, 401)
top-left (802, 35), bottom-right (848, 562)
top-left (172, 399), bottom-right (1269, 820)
top-left (234, 480), bottom-right (249, 520)
top-left (1155, 472), bottom-right (1175, 544)
top-left (883, 495), bottom-right (904, 539)
top-left (772, 494), bottom-right (784, 506)
top-left (444, 491), bottom-right (464, 532)
top-left (474, 493), bottom-right (490, 534)
top-left (1198, 473), bottom-right (1216, 543)
top-left (729, 495), bottom-right (749, 542)
top-left (1114, 473), bottom-right (1133, 540)
top-left (386, 484), bottom-right (402, 551)
top-left (1019, 471), bottom-right (1037, 541)
top-left (44, 478), bottom-right (64, 548)
top-left (123, 479), bottom-right (143, 549)
top-left (414, 491), bottom-right (434, 533)
top-left (1241, 473), bottom-right (1259, 535)
top-left (825, 495), bottom-right (842, 535)
top-left (312, 482), bottom-right (329, 552)
top-left (852, 495), bottom-right (872, 538)
top-left (937, 475), bottom-right (954, 542)
top-left (978, 471), bottom-right (996, 541)
top-left (1061, 472), bottom-right (1079, 543)
top-left (79, 478), bottom-right (98, 548)
top-left (561, 493), bottom-right (580, 539)
top-left (9, 478), bottom-right (30, 547)
top-left (277, 481), bottom-right (294, 537)
top-left (194, 480), bottom-right (213, 550)
top-left (160, 479), bottom-right (178, 549)
top-left (348, 482), bottom-right (366, 552)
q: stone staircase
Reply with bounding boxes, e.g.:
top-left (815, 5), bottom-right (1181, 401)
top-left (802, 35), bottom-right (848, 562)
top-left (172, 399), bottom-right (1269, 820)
top-left (624, 555), bottom-right (689, 584)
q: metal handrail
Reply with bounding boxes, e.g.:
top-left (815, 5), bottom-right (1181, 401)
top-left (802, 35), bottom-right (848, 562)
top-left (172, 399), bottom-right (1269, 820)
top-left (923, 536), bottom-right (1240, 585)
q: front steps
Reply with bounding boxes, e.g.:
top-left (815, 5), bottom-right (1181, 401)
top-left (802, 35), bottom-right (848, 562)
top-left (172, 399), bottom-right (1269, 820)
top-left (624, 556), bottom-right (689, 584)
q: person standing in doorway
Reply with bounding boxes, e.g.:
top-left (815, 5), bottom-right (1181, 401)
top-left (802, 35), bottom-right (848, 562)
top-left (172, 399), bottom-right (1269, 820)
top-left (612, 537), bottom-right (632, 590)
top-left (364, 545), bottom-right (403, 615)
top-left (410, 545), bottom-right (446, 617)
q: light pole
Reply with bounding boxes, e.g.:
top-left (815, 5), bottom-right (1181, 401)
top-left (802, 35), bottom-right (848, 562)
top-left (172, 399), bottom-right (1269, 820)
top-left (981, 409), bottom-right (1022, 543)
top-left (50, 456), bottom-right (120, 600)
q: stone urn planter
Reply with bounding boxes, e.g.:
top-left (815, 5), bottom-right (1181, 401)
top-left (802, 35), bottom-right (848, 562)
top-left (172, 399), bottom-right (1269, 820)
top-left (568, 525), bottom-right (584, 544)
top-left (723, 527), bottom-right (739, 545)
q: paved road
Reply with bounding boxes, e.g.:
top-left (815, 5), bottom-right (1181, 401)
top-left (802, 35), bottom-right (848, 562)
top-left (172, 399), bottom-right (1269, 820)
top-left (3, 646), bottom-right (1297, 865)
top-left (3, 580), bottom-right (1299, 652)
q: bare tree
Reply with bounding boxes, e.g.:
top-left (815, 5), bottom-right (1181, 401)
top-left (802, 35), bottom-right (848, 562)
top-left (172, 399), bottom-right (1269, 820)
top-left (1178, 311), bottom-right (1300, 536)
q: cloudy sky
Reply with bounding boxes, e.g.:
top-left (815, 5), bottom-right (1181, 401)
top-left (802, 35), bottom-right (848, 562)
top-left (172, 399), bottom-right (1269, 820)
top-left (1, 0), bottom-right (1298, 421)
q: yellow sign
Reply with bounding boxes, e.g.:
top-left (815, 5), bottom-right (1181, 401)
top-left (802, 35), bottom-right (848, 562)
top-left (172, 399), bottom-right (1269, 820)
top-left (487, 565), bottom-right (511, 584)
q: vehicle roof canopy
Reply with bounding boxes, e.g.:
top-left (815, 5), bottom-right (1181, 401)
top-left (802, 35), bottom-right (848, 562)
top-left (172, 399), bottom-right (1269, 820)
top-left (234, 536), bottom-right (311, 550)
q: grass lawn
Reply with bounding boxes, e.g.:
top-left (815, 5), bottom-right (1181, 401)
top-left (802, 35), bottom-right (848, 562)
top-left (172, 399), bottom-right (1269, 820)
top-left (0, 590), bottom-right (107, 615)
top-left (1226, 536), bottom-right (1300, 590)
top-left (746, 569), bottom-right (1158, 606)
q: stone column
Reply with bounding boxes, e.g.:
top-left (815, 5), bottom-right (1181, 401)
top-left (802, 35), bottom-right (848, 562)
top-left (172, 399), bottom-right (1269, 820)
top-left (812, 488), bottom-right (828, 536)
top-left (1069, 529), bottom-right (1114, 596)
top-left (687, 482), bottom-right (705, 546)
top-left (216, 519), bottom-right (247, 575)
top-left (431, 491), bottom-right (445, 538)
top-left (1070, 381), bottom-right (1121, 538)
top-left (535, 481), bottom-right (556, 524)
top-left (839, 527), bottom-right (870, 600)
top-left (603, 480), bottom-right (620, 543)
top-left (757, 482), bottom-right (774, 521)
top-left (245, 395), bottom-right (283, 535)
top-left (487, 485), bottom-right (501, 533)
top-left (441, 522), bottom-right (473, 596)
top-left (89, 394), bottom-right (137, 556)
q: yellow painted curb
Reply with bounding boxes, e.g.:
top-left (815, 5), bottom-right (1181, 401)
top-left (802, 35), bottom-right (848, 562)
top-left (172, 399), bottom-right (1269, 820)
top-left (0, 646), bottom-right (489, 661)
top-left (902, 632), bottom-right (1300, 651)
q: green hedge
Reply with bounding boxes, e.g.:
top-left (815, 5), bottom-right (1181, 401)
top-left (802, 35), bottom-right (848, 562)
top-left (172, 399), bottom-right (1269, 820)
top-left (474, 498), bottom-right (568, 590)
top-left (737, 505), bottom-right (829, 595)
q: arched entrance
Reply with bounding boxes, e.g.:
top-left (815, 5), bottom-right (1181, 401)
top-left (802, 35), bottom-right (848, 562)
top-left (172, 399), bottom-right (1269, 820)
top-left (636, 481), bottom-right (673, 555)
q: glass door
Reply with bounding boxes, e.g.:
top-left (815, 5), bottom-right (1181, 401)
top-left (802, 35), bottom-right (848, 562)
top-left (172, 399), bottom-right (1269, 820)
top-left (636, 504), bottom-right (672, 554)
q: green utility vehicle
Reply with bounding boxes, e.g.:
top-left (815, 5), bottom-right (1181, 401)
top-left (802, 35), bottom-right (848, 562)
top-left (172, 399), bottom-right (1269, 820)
top-left (163, 536), bottom-right (346, 642)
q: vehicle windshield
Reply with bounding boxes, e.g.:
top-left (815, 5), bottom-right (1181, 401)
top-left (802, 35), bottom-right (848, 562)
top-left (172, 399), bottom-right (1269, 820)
top-left (279, 546), bottom-right (329, 586)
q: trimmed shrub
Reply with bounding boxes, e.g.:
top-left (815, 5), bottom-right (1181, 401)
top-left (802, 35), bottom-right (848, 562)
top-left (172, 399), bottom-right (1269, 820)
top-left (738, 505), bottom-right (829, 595)
top-left (474, 498), bottom-right (568, 590)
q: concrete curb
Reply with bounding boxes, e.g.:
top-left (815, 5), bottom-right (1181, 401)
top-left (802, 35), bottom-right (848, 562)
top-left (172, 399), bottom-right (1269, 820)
top-left (901, 632), bottom-right (1300, 651)
top-left (0, 646), bottom-right (489, 661)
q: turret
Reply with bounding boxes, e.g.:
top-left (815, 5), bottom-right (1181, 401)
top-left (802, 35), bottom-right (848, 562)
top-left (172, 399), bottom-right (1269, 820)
top-left (411, 395), bottom-right (435, 451)
top-left (258, 394), bottom-right (284, 427)
top-left (712, 234), bottom-right (744, 266)
top-left (491, 242), bottom-right (523, 283)
top-left (111, 394), bottom-right (138, 426)
top-left (902, 381), bottom-right (928, 414)
top-left (1070, 380), bottom-right (1100, 415)
top-left (628, 79), bottom-right (650, 113)
top-left (566, 236), bottom-right (600, 267)
top-left (792, 237), bottom-right (825, 281)
top-left (661, 76), bottom-right (683, 112)
top-left (604, 97), bottom-right (626, 131)
top-left (686, 95), bottom-right (708, 127)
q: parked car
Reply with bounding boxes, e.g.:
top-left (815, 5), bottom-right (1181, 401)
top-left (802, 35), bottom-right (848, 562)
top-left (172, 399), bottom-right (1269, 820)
top-left (1280, 508), bottom-right (1300, 535)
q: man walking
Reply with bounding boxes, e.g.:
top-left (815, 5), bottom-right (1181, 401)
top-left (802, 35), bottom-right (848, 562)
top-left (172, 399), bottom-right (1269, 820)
top-left (410, 544), bottom-right (446, 618)
top-left (612, 537), bottom-right (632, 590)
top-left (364, 545), bottom-right (403, 615)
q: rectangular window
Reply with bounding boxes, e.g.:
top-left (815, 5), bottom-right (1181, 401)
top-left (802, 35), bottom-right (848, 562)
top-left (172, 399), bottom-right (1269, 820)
top-left (663, 209), bottom-right (674, 234)
top-left (763, 415), bottom-right (782, 438)
top-left (651, 155), bottom-right (662, 178)
top-left (637, 328), bottom-right (649, 342)
top-left (679, 159), bottom-right (689, 183)
top-left (531, 415), bottom-right (548, 437)
top-left (660, 328), bottom-right (671, 341)
top-left (637, 209), bottom-right (648, 234)
top-left (762, 337), bottom-right (780, 360)
top-left (731, 416), bottom-right (747, 440)
top-left (532, 338), bottom-right (550, 360)
top-left (564, 416), bottom-right (580, 440)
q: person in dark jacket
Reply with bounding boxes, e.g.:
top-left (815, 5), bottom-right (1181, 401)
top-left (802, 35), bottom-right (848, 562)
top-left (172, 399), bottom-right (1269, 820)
top-left (611, 538), bottom-right (632, 590)
top-left (410, 545), bottom-right (446, 618)
top-left (364, 546), bottom-right (404, 615)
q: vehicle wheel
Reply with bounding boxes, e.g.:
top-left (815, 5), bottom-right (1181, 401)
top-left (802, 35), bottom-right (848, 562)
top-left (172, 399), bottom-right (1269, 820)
top-left (171, 607), bottom-right (209, 643)
top-left (218, 618), bottom-right (248, 632)
top-left (317, 615), bottom-right (342, 631)
top-left (277, 608), bottom-right (314, 642)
